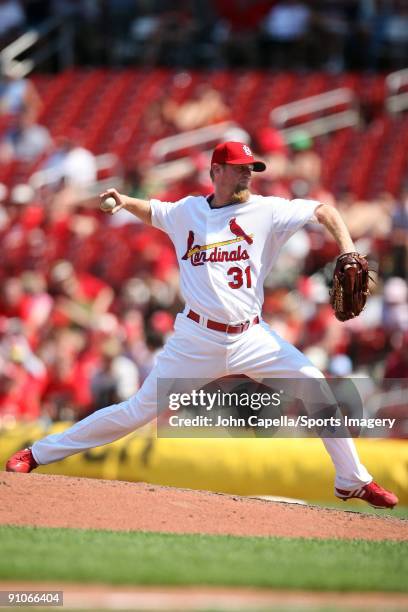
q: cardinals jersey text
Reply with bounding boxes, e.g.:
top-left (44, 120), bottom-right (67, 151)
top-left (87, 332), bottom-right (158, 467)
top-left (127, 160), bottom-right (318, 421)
top-left (151, 194), bottom-right (319, 323)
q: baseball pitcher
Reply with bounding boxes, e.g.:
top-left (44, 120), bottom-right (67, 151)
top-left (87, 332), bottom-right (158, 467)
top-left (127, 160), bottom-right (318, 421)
top-left (6, 141), bottom-right (398, 509)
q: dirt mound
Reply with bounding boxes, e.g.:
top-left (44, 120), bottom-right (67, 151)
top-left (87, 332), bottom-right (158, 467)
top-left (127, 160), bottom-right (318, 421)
top-left (1, 472), bottom-right (406, 540)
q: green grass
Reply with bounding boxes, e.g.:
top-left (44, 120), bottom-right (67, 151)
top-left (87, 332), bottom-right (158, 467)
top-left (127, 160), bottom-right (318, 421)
top-left (0, 526), bottom-right (407, 592)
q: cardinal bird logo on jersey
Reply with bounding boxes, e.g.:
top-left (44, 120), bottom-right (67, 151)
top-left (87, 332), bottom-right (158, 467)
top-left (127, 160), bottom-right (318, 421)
top-left (229, 218), bottom-right (253, 245)
top-left (181, 230), bottom-right (196, 260)
top-left (181, 220), bottom-right (253, 266)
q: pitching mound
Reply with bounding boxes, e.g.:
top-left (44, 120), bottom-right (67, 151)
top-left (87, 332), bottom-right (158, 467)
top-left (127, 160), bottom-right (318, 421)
top-left (1, 472), bottom-right (406, 540)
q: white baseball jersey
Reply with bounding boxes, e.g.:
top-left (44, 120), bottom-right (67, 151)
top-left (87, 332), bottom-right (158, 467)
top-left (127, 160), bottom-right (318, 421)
top-left (151, 194), bottom-right (320, 323)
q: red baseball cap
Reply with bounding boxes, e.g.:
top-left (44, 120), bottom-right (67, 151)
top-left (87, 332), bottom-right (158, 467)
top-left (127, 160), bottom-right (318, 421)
top-left (211, 141), bottom-right (266, 172)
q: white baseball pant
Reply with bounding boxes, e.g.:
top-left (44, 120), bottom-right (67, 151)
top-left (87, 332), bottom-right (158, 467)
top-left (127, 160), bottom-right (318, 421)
top-left (32, 312), bottom-right (372, 490)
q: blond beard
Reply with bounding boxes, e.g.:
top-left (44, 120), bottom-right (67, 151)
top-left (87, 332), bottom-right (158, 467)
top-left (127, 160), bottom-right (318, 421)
top-left (230, 188), bottom-right (250, 204)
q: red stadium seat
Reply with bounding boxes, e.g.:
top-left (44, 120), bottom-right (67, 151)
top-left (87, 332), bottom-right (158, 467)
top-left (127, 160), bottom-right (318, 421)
top-left (1, 69), bottom-right (406, 197)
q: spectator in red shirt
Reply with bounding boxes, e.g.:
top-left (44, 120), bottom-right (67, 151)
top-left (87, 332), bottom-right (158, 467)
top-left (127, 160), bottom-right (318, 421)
top-left (0, 360), bottom-right (44, 422)
top-left (214, 0), bottom-right (274, 65)
top-left (49, 260), bottom-right (114, 329)
top-left (0, 318), bottom-right (47, 423)
top-left (384, 331), bottom-right (408, 380)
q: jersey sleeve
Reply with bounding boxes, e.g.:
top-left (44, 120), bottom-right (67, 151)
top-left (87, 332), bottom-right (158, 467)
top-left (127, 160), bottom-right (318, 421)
top-left (150, 196), bottom-right (190, 236)
top-left (271, 197), bottom-right (321, 242)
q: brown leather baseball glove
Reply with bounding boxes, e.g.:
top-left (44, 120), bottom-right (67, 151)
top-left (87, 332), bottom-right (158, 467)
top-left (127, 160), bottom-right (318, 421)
top-left (330, 252), bottom-right (370, 321)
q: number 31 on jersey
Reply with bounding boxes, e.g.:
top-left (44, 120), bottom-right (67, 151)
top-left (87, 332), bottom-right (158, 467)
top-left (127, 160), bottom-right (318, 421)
top-left (227, 266), bottom-right (252, 289)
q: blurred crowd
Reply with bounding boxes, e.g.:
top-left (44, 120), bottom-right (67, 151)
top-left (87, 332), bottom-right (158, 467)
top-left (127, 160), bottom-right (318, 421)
top-left (0, 0), bottom-right (408, 72)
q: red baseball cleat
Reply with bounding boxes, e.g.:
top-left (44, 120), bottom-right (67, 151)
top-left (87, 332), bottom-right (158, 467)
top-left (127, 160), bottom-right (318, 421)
top-left (335, 481), bottom-right (399, 509)
top-left (6, 448), bottom-right (38, 473)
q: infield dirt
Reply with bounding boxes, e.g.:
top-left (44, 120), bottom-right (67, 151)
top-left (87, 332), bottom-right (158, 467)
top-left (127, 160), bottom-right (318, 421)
top-left (0, 472), bottom-right (406, 540)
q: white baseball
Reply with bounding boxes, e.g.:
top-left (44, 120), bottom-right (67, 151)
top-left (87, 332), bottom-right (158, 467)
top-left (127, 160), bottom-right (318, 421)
top-left (100, 196), bottom-right (117, 212)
